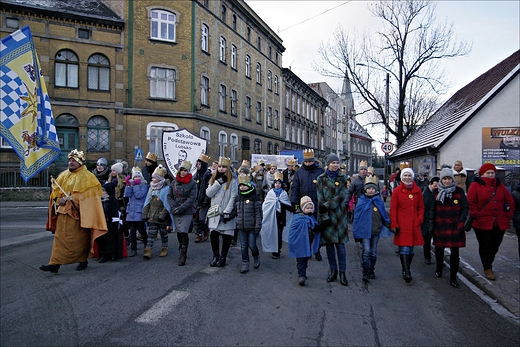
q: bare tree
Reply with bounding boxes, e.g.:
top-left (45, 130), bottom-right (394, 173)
top-left (315, 0), bottom-right (471, 146)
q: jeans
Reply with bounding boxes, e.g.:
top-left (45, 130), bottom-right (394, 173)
top-left (361, 234), bottom-right (380, 269)
top-left (325, 243), bottom-right (346, 272)
top-left (399, 246), bottom-right (414, 255)
top-left (238, 229), bottom-right (260, 262)
top-left (296, 257), bottom-right (310, 277)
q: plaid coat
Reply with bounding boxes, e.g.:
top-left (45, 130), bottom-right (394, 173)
top-left (428, 186), bottom-right (468, 248)
top-left (316, 171), bottom-right (349, 244)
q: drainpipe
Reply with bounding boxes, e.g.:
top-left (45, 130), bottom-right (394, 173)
top-left (127, 0), bottom-right (134, 108)
top-left (190, 2), bottom-right (196, 112)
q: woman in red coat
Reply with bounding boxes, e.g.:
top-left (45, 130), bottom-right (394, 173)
top-left (427, 168), bottom-right (468, 288)
top-left (390, 167), bottom-right (425, 283)
top-left (467, 163), bottom-right (514, 280)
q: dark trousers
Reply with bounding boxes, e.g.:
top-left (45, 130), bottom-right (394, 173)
top-left (474, 226), bottom-right (505, 271)
top-left (296, 257), bottom-right (310, 278)
top-left (423, 233), bottom-right (432, 261)
top-left (128, 221), bottom-right (146, 252)
top-left (435, 246), bottom-right (460, 280)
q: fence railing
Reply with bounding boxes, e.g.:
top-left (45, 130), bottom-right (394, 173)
top-left (0, 166), bottom-right (50, 187)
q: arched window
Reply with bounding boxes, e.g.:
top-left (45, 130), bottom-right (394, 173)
top-left (267, 142), bottom-right (273, 154)
top-left (254, 139), bottom-right (262, 154)
top-left (230, 133), bottom-right (238, 160)
top-left (201, 24), bottom-right (209, 52)
top-left (55, 50), bottom-right (78, 88)
top-left (245, 55), bottom-right (251, 78)
top-left (219, 131), bottom-right (228, 157)
top-left (88, 54), bottom-right (110, 90)
top-left (151, 9), bottom-right (176, 41)
top-left (200, 126), bottom-right (210, 144)
top-left (231, 44), bottom-right (237, 69)
top-left (274, 143), bottom-right (279, 155)
top-left (87, 116), bottom-right (110, 151)
top-left (267, 70), bottom-right (272, 90)
top-left (274, 75), bottom-right (279, 94)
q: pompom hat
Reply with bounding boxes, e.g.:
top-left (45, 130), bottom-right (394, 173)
top-left (300, 195), bottom-right (314, 212)
top-left (111, 162), bottom-right (123, 174)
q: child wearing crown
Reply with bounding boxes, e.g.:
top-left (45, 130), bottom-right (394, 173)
top-left (353, 176), bottom-right (391, 282)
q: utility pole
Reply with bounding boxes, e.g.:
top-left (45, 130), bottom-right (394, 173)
top-left (384, 72), bottom-right (389, 189)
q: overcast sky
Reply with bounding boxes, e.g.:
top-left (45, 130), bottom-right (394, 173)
top-left (247, 0), bottom-right (519, 143)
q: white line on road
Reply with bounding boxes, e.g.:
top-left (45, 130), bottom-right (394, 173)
top-left (0, 232), bottom-right (52, 248)
top-left (135, 290), bottom-right (190, 324)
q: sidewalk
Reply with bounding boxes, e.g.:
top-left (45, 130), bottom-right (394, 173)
top-left (3, 199), bottom-right (519, 319)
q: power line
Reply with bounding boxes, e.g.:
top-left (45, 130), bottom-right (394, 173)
top-left (278, 1), bottom-right (351, 33)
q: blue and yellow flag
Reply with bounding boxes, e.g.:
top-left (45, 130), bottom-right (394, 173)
top-left (1, 26), bottom-right (61, 183)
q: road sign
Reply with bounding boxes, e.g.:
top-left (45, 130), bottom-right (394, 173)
top-left (381, 142), bottom-right (394, 154)
top-left (134, 148), bottom-right (143, 161)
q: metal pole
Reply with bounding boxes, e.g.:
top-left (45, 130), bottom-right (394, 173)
top-left (384, 72), bottom-right (389, 188)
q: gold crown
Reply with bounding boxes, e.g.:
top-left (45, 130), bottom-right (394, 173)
top-left (400, 161), bottom-right (411, 170)
top-left (179, 160), bottom-right (192, 172)
top-left (68, 149), bottom-right (85, 165)
top-left (241, 160), bottom-right (250, 168)
top-left (265, 163), bottom-right (272, 170)
top-left (287, 158), bottom-right (298, 165)
top-left (303, 149), bottom-right (315, 160)
top-left (256, 159), bottom-right (264, 165)
top-left (132, 166), bottom-right (142, 174)
top-left (153, 164), bottom-right (167, 177)
top-left (364, 175), bottom-right (379, 186)
top-left (198, 153), bottom-right (211, 163)
top-left (359, 160), bottom-right (368, 168)
top-left (274, 172), bottom-right (283, 181)
top-left (218, 157), bottom-right (232, 167)
top-left (146, 152), bottom-right (158, 162)
top-left (368, 166), bottom-right (375, 174)
top-left (238, 175), bottom-right (251, 184)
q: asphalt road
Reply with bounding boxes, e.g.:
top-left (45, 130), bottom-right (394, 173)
top-left (1, 206), bottom-right (518, 346)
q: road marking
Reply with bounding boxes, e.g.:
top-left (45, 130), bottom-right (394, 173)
top-left (0, 232), bottom-right (52, 248)
top-left (135, 290), bottom-right (189, 324)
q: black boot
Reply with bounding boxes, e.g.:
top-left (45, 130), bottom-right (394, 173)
top-left (40, 264), bottom-right (60, 273)
top-left (435, 247), bottom-right (444, 277)
top-left (217, 253), bottom-right (227, 267)
top-left (362, 268), bottom-right (370, 282)
top-left (400, 254), bottom-right (412, 283)
top-left (217, 235), bottom-right (232, 267)
top-left (339, 272), bottom-right (348, 286)
top-left (210, 253), bottom-right (220, 267)
top-left (450, 253), bottom-right (460, 288)
top-left (210, 230), bottom-right (220, 267)
top-left (178, 233), bottom-right (189, 266)
top-left (327, 269), bottom-right (338, 282)
top-left (76, 261), bottom-right (88, 271)
top-left (369, 267), bottom-right (376, 279)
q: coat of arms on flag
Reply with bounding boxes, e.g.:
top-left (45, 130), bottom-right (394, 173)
top-left (1, 26), bottom-right (61, 183)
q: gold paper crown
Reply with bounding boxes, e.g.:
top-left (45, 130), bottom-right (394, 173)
top-left (68, 149), bottom-right (85, 165)
top-left (198, 153), bottom-right (211, 163)
top-left (400, 162), bottom-right (411, 170)
top-left (303, 149), bottom-right (315, 160)
top-left (364, 175), bottom-right (379, 186)
top-left (218, 157), bottom-right (232, 167)
top-left (265, 163), bottom-right (272, 170)
top-left (146, 152), bottom-right (158, 162)
top-left (288, 158), bottom-right (298, 165)
top-left (340, 164), bottom-right (346, 169)
top-left (359, 160), bottom-right (368, 168)
top-left (368, 166), bottom-right (375, 174)
top-left (179, 160), bottom-right (192, 172)
top-left (132, 166), bottom-right (142, 174)
top-left (256, 159), bottom-right (265, 165)
top-left (274, 172), bottom-right (283, 181)
top-left (238, 175), bottom-right (251, 184)
top-left (153, 164), bottom-right (167, 177)
top-left (241, 160), bottom-right (250, 168)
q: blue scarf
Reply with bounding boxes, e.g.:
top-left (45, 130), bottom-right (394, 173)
top-left (326, 169), bottom-right (339, 177)
top-left (273, 187), bottom-right (283, 196)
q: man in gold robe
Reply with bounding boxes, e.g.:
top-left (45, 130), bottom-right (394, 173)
top-left (40, 149), bottom-right (107, 273)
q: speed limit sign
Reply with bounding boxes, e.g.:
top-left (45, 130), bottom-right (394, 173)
top-left (381, 142), bottom-right (394, 154)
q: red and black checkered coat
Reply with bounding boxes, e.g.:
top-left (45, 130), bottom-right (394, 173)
top-left (429, 186), bottom-right (468, 248)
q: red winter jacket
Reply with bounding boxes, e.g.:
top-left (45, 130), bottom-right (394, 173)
top-left (467, 177), bottom-right (515, 231)
top-left (390, 182), bottom-right (425, 246)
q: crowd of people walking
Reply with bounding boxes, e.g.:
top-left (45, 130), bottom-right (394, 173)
top-left (40, 149), bottom-right (516, 289)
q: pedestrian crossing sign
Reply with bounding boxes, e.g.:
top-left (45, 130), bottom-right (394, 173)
top-left (134, 148), bottom-right (143, 161)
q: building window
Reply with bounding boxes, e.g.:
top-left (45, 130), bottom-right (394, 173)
top-left (256, 63), bottom-right (261, 84)
top-left (1, 136), bottom-right (12, 148)
top-left (203, 0), bottom-right (209, 7)
top-left (232, 14), bottom-right (237, 30)
top-left (6, 17), bottom-right (19, 29)
top-left (245, 55), bottom-right (251, 78)
top-left (221, 5), bottom-right (227, 22)
top-left (267, 107), bottom-right (272, 128)
top-left (245, 96), bottom-right (251, 120)
top-left (256, 101), bottom-right (262, 124)
top-left (267, 142), bottom-right (273, 154)
top-left (150, 67), bottom-right (175, 99)
top-left (201, 24), bottom-right (209, 52)
top-left (274, 109), bottom-right (279, 130)
top-left (55, 50), bottom-right (78, 88)
top-left (231, 89), bottom-right (237, 116)
top-left (254, 139), bottom-right (262, 154)
top-left (257, 36), bottom-right (261, 51)
top-left (268, 46), bottom-right (272, 60)
top-left (275, 52), bottom-right (279, 65)
top-left (149, 123), bottom-right (177, 159)
top-left (219, 36), bottom-right (226, 63)
top-left (285, 122), bottom-right (290, 141)
top-left (231, 44), bottom-right (237, 69)
top-left (230, 133), bottom-right (238, 160)
top-left (87, 116), bottom-right (110, 151)
top-left (219, 84), bottom-right (227, 112)
top-left (246, 27), bottom-right (251, 41)
top-left (201, 76), bottom-right (209, 106)
top-left (274, 75), bottom-right (279, 94)
top-left (78, 28), bottom-right (90, 39)
top-left (200, 126), bottom-right (210, 143)
top-left (151, 9), bottom-right (176, 42)
top-left (87, 54), bottom-right (110, 91)
top-left (286, 90), bottom-right (290, 109)
top-left (267, 70), bottom-right (272, 91)
top-left (274, 143), bottom-right (279, 155)
top-left (219, 131), bottom-right (227, 157)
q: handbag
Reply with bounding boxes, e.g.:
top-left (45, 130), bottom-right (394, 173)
top-left (207, 204), bottom-right (221, 218)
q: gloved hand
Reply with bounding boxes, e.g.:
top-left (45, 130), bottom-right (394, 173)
top-left (354, 238), bottom-right (362, 243)
top-left (390, 227), bottom-right (399, 235)
top-left (217, 176), bottom-right (227, 185)
top-left (320, 219), bottom-right (333, 229)
top-left (222, 213), bottom-right (231, 223)
top-left (312, 226), bottom-right (321, 234)
top-left (318, 204), bottom-right (328, 213)
top-left (133, 178), bottom-right (141, 185)
top-left (59, 197), bottom-right (67, 206)
top-left (125, 175), bottom-right (132, 186)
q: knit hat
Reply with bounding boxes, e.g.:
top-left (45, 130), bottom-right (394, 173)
top-left (439, 168), bottom-right (454, 180)
top-left (478, 163), bottom-right (496, 176)
top-left (111, 162), bottom-right (123, 174)
top-left (179, 160), bottom-right (192, 172)
top-left (300, 196), bottom-right (314, 212)
top-left (400, 168), bottom-right (414, 179)
top-left (152, 164), bottom-right (167, 179)
top-left (325, 153), bottom-right (340, 166)
top-left (96, 157), bottom-right (108, 167)
top-left (132, 166), bottom-right (142, 179)
top-left (429, 176), bottom-right (440, 184)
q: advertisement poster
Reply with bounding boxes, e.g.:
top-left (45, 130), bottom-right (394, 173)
top-left (162, 128), bottom-right (207, 176)
top-left (481, 127), bottom-right (520, 168)
top-left (251, 154), bottom-right (295, 170)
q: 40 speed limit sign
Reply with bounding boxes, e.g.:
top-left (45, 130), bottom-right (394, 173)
top-left (381, 142), bottom-right (394, 154)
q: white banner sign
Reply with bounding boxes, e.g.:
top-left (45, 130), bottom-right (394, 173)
top-left (251, 154), bottom-right (295, 170)
top-left (162, 128), bottom-right (207, 176)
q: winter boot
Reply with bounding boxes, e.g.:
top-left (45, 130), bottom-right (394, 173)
top-left (159, 247), bottom-right (168, 257)
top-left (76, 261), bottom-right (88, 271)
top-left (210, 253), bottom-right (220, 267)
top-left (178, 245), bottom-right (187, 266)
top-left (400, 254), bottom-right (412, 283)
top-left (217, 252), bottom-right (227, 267)
top-left (39, 264), bottom-right (60, 273)
top-left (450, 254), bottom-right (460, 287)
top-left (339, 272), bottom-right (348, 286)
top-left (369, 267), bottom-right (376, 279)
top-left (143, 247), bottom-right (152, 259)
top-left (240, 261), bottom-right (249, 274)
top-left (362, 268), bottom-right (370, 282)
top-left (327, 269), bottom-right (338, 282)
top-left (253, 256), bottom-right (261, 269)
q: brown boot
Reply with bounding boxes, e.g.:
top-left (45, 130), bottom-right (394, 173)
top-left (194, 234), bottom-right (203, 243)
top-left (203, 230), bottom-right (209, 241)
top-left (143, 247), bottom-right (152, 259)
top-left (159, 247), bottom-right (168, 257)
top-left (484, 269), bottom-right (495, 280)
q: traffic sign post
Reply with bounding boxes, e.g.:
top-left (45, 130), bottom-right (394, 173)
top-left (134, 148), bottom-right (143, 162)
top-left (381, 142), bottom-right (394, 154)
